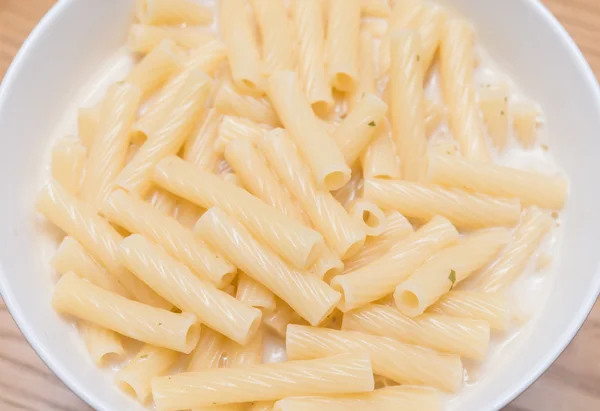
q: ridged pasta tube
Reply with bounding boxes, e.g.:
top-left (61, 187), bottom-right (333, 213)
top-left (137, 0), bottom-right (212, 26)
top-left (214, 115), bottom-right (273, 154)
top-left (128, 25), bottom-right (218, 54)
top-left (349, 30), bottom-right (376, 110)
top-left (236, 272), bottom-right (276, 312)
top-left (326, 0), bottom-right (361, 92)
top-left (347, 200), bottom-right (388, 237)
top-left (214, 80), bottom-right (279, 126)
top-left (79, 323), bottom-right (125, 366)
top-left (361, 120), bottom-right (402, 180)
top-left (77, 106), bottom-right (99, 149)
top-left (187, 327), bottom-right (225, 371)
top-left (478, 84), bottom-right (509, 151)
top-left (182, 108), bottom-right (221, 172)
top-left (50, 139), bottom-right (86, 196)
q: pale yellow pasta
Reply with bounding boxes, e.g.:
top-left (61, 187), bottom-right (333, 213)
top-left (440, 18), bottom-right (490, 161)
top-left (326, 0), bottom-right (361, 92)
top-left (332, 94), bottom-right (388, 165)
top-left (349, 30), bottom-right (376, 110)
top-left (151, 353), bottom-right (374, 410)
top-left (427, 290), bottom-right (510, 331)
top-left (148, 187), bottom-right (178, 217)
top-left (103, 189), bottom-right (235, 288)
top-left (117, 70), bottom-right (212, 195)
top-left (429, 152), bottom-right (568, 209)
top-left (250, 0), bottom-right (296, 75)
top-left (77, 106), bottom-right (99, 149)
top-left (220, 173), bottom-right (241, 187)
top-left (214, 115), bottom-right (273, 154)
top-left (262, 298), bottom-right (305, 337)
top-left (225, 138), bottom-right (307, 224)
top-left (53, 273), bottom-right (199, 353)
top-left (195, 207), bottom-right (340, 326)
top-left (219, 0), bottom-right (264, 94)
top-left (425, 101), bottom-right (445, 136)
top-left (116, 345), bottom-right (178, 404)
top-left (362, 19), bottom-right (388, 38)
top-left (79, 322), bottom-right (125, 366)
top-left (363, 179), bottom-right (522, 229)
top-left (342, 303), bottom-right (490, 360)
top-left (51, 139), bottom-right (86, 196)
top-left (187, 327), bottom-right (225, 371)
top-left (119, 234), bottom-right (261, 345)
top-left (153, 156), bottom-right (324, 269)
top-left (236, 272), bottom-right (276, 312)
top-left (215, 80), bottom-right (279, 126)
top-left (361, 0), bottom-right (392, 17)
top-left (133, 40), bottom-right (226, 141)
top-left (361, 120), bottom-right (402, 180)
top-left (128, 24), bottom-right (218, 54)
top-left (331, 216), bottom-right (459, 312)
top-left (343, 211), bottom-right (414, 272)
top-left (389, 30), bottom-right (427, 181)
top-left (267, 71), bottom-right (351, 191)
top-left (125, 39), bottom-right (181, 99)
top-left (311, 246), bottom-right (344, 281)
top-left (36, 182), bottom-right (169, 308)
top-left (137, 0), bottom-right (212, 25)
top-left (287, 325), bottom-right (463, 392)
top-left (478, 84), bottom-right (509, 151)
top-left (274, 386), bottom-right (441, 411)
top-left (226, 328), bottom-right (264, 368)
top-left (251, 402), bottom-right (275, 411)
top-left (513, 101), bottom-right (541, 148)
top-left (261, 129), bottom-right (366, 259)
top-left (347, 199), bottom-right (387, 237)
top-left (394, 228), bottom-right (510, 317)
top-left (430, 131), bottom-right (459, 156)
top-left (182, 108), bottom-right (221, 172)
top-left (80, 83), bottom-right (141, 207)
top-left (52, 236), bottom-right (130, 297)
top-left (290, 0), bottom-right (333, 114)
top-left (332, 164), bottom-right (362, 208)
top-left (465, 207), bottom-right (554, 292)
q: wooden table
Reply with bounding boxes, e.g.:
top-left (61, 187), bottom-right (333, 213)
top-left (1, 0), bottom-right (599, 410)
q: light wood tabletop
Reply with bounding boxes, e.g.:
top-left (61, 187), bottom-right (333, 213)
top-left (1, 0), bottom-right (599, 410)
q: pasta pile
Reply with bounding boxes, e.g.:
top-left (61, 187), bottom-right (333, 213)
top-left (37, 0), bottom-right (569, 410)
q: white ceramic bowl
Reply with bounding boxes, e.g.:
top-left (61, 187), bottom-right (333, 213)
top-left (1, 0), bottom-right (599, 410)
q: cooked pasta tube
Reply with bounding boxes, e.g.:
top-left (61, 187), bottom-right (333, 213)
top-left (427, 291), bottom-right (510, 331)
top-left (261, 130), bottom-right (366, 259)
top-left (119, 234), bottom-right (261, 345)
top-left (465, 207), bottom-right (554, 292)
top-left (250, 0), bottom-right (295, 75)
top-left (361, 120), bottom-right (402, 180)
top-left (389, 30), bottom-right (427, 181)
top-left (267, 71), bottom-right (351, 191)
top-left (347, 200), bottom-right (387, 237)
top-left (311, 246), bottom-right (344, 281)
top-left (116, 70), bottom-right (212, 194)
top-left (262, 298), bottom-right (306, 337)
top-left (425, 101), bottom-right (445, 136)
top-left (286, 325), bottom-right (463, 392)
top-left (128, 25), bottom-right (218, 54)
top-left (513, 102), bottom-right (541, 148)
top-left (195, 207), bottom-right (340, 326)
top-left (79, 323), bottom-right (125, 366)
top-left (478, 84), bottom-right (509, 151)
top-left (360, 0), bottom-right (392, 17)
top-left (81, 83), bottom-right (141, 207)
top-left (182, 109), bottom-right (221, 172)
top-left (103, 189), bottom-right (236, 288)
top-left (274, 386), bottom-right (440, 411)
top-left (53, 273), bottom-right (199, 353)
top-left (125, 39), bottom-right (181, 99)
top-left (116, 345), bottom-right (178, 404)
top-left (77, 106), bottom-right (99, 149)
top-left (151, 353), bottom-right (374, 410)
top-left (394, 228), bottom-right (510, 317)
top-left (363, 178), bottom-right (522, 229)
top-left (440, 19), bottom-right (490, 161)
top-left (226, 328), bottom-right (264, 368)
top-left (36, 181), bottom-right (168, 308)
top-left (153, 156), bottom-right (324, 269)
top-left (349, 30), bottom-right (376, 110)
top-left (331, 216), bottom-right (459, 312)
top-left (332, 93), bottom-right (388, 165)
top-left (187, 327), bottom-right (225, 371)
top-left (137, 0), bottom-right (212, 25)
top-left (236, 272), bottom-right (276, 312)
top-left (51, 139), bottom-right (86, 196)
top-left (214, 115), bottom-right (272, 154)
top-left (219, 0), bottom-right (264, 94)
top-left (427, 152), bottom-right (568, 209)
top-left (214, 80), bottom-right (279, 126)
top-left (250, 402), bottom-right (274, 411)
top-left (342, 303), bottom-right (490, 360)
top-left (148, 187), bottom-right (178, 217)
top-left (326, 0), bottom-right (361, 92)
top-left (291, 0), bottom-right (333, 114)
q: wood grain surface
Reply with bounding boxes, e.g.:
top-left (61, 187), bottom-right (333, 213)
top-left (0, 0), bottom-right (599, 410)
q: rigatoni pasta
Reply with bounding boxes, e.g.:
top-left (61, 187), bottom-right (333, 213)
top-left (51, 139), bottom-right (86, 196)
top-left (326, 0), bottom-right (361, 92)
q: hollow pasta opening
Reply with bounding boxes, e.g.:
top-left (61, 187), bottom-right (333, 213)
top-left (397, 290), bottom-right (420, 309)
top-left (324, 170), bottom-right (349, 191)
top-left (334, 73), bottom-right (354, 93)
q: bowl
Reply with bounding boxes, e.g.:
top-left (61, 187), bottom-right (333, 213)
top-left (1, 0), bottom-right (599, 410)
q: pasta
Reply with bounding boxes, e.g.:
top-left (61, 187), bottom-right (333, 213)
top-left (187, 327), bottom-right (225, 371)
top-left (347, 199), bottom-right (388, 237)
top-left (214, 80), bottom-right (279, 126)
top-left (394, 228), bottom-right (510, 317)
top-left (360, 0), bottom-right (392, 17)
top-left (236, 272), bottom-right (276, 312)
top-left (53, 273), bottom-right (200, 353)
top-left (77, 106), bottom-right (99, 149)
top-left (361, 119), bottom-right (402, 180)
top-left (128, 25), bottom-right (218, 54)
top-left (182, 108), bottom-right (221, 172)
top-left (79, 323), bottom-right (125, 366)
top-left (136, 0), bottom-right (212, 26)
top-left (287, 325), bottom-right (463, 392)
top-left (119, 234), bottom-right (262, 345)
top-left (478, 84), bottom-right (510, 151)
top-left (262, 298), bottom-right (305, 338)
top-left (151, 353), bottom-right (374, 410)
top-left (226, 328), bottom-right (264, 368)
top-left (50, 139), bottom-right (86, 196)
top-left (326, 0), bottom-right (361, 92)
top-left (331, 216), bottom-right (459, 311)
top-left (427, 151), bottom-right (568, 209)
top-left (341, 303), bottom-right (490, 360)
top-left (513, 101), bottom-right (541, 148)
top-left (349, 30), bottom-right (376, 110)
top-left (153, 155), bottom-right (324, 269)
top-left (363, 178), bottom-right (522, 229)
top-left (195, 207), bottom-right (340, 326)
top-left (214, 115), bottom-right (273, 154)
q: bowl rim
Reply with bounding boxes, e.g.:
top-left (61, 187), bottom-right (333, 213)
top-left (1, 1), bottom-right (600, 410)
